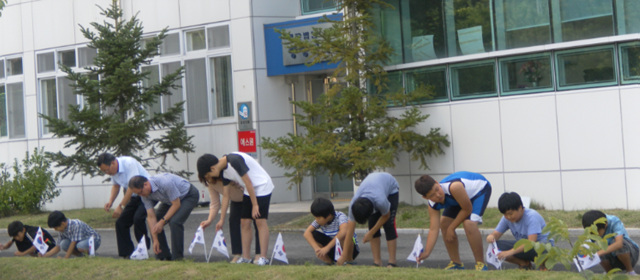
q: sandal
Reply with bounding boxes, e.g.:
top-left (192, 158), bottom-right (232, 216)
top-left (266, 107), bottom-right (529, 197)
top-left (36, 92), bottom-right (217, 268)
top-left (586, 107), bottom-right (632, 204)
top-left (387, 263), bottom-right (397, 268)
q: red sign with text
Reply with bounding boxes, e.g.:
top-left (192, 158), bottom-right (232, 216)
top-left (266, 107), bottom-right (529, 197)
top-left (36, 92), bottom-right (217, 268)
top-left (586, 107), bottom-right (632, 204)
top-left (238, 130), bottom-right (257, 153)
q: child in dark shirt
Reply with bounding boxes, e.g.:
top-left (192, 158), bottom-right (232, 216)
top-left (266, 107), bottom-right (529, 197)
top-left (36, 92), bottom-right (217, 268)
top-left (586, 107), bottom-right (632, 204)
top-left (0, 221), bottom-right (56, 256)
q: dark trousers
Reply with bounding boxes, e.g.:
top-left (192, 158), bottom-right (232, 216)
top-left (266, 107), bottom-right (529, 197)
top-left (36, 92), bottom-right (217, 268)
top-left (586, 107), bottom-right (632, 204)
top-left (229, 201), bottom-right (260, 255)
top-left (115, 195), bottom-right (149, 257)
top-left (155, 185), bottom-right (199, 261)
top-left (312, 230), bottom-right (360, 261)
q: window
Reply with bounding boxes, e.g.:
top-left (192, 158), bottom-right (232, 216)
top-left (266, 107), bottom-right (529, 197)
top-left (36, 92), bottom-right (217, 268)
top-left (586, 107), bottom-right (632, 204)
top-left (78, 47), bottom-right (97, 67)
top-left (6, 83), bottom-right (25, 138)
top-left (301, 0), bottom-right (337, 15)
top-left (37, 52), bottom-right (55, 73)
top-left (142, 65), bottom-right (161, 116)
top-left (371, 0), bottom-right (402, 65)
top-left (58, 49), bottom-right (76, 68)
top-left (401, 0), bottom-right (446, 62)
top-left (40, 78), bottom-right (57, 135)
top-left (553, 0), bottom-right (614, 42)
top-left (500, 54), bottom-right (553, 94)
top-left (161, 62), bottom-right (184, 119)
top-left (186, 29), bottom-right (206, 52)
top-left (620, 42), bottom-right (640, 84)
top-left (495, 0), bottom-right (551, 50)
top-left (556, 46), bottom-right (616, 89)
top-left (210, 56), bottom-right (233, 118)
top-left (185, 58), bottom-right (208, 124)
top-left (0, 60), bottom-right (4, 78)
top-left (405, 66), bottom-right (448, 103)
top-left (7, 58), bottom-right (22, 76)
top-left (207, 26), bottom-right (230, 49)
top-left (450, 60), bottom-right (497, 100)
top-left (447, 0), bottom-right (494, 56)
top-left (161, 33), bottom-right (180, 56)
top-left (618, 0), bottom-right (640, 35)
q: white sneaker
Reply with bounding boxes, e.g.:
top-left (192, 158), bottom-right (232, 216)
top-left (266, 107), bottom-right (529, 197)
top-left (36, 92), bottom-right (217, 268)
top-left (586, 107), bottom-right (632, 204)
top-left (628, 271), bottom-right (637, 276)
top-left (255, 257), bottom-right (270, 266)
top-left (235, 257), bottom-right (252, 264)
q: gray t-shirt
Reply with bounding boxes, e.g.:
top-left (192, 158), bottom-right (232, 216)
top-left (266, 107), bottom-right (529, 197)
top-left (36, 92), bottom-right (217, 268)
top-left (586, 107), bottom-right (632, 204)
top-left (141, 173), bottom-right (192, 209)
top-left (348, 172), bottom-right (399, 221)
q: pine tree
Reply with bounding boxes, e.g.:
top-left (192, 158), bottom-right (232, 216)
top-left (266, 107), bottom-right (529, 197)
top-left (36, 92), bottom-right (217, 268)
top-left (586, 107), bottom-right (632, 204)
top-left (261, 0), bottom-right (450, 186)
top-left (41, 0), bottom-right (194, 178)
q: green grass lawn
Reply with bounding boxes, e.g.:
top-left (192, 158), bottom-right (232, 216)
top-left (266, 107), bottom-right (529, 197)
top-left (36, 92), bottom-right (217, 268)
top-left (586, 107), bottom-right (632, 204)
top-left (0, 257), bottom-right (587, 280)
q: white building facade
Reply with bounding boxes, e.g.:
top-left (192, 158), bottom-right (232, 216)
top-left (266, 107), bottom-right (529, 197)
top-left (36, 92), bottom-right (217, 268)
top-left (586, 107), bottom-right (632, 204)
top-left (0, 0), bottom-right (639, 211)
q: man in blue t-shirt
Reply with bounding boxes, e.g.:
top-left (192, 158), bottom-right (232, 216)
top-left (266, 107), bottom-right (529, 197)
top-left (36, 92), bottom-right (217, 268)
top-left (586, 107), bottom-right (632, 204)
top-left (486, 192), bottom-right (551, 270)
top-left (582, 210), bottom-right (639, 275)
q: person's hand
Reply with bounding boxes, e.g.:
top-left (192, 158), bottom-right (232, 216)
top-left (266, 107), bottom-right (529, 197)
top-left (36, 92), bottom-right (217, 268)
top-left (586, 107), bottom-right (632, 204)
top-left (14, 251), bottom-right (23, 256)
top-left (153, 221), bottom-right (164, 234)
top-left (200, 220), bottom-right (212, 229)
top-left (153, 242), bottom-right (161, 255)
top-left (418, 251), bottom-right (430, 262)
top-left (104, 202), bottom-right (112, 212)
top-left (215, 221), bottom-right (224, 232)
top-left (252, 205), bottom-right (260, 219)
top-left (336, 255), bottom-right (345, 266)
top-left (445, 227), bottom-right (456, 242)
top-left (497, 250), bottom-right (514, 260)
top-left (0, 244), bottom-right (4, 250)
top-left (363, 231), bottom-right (374, 244)
top-left (597, 250), bottom-right (606, 256)
top-left (486, 235), bottom-right (495, 243)
top-left (317, 246), bottom-right (330, 258)
top-left (112, 205), bottom-right (123, 219)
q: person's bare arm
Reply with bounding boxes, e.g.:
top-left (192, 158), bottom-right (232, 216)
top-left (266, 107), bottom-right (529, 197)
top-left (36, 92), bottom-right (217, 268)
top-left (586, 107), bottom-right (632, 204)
top-left (419, 206), bottom-right (441, 261)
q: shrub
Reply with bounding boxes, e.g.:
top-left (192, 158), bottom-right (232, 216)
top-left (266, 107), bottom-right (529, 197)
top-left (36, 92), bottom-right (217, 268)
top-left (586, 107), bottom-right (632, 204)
top-left (0, 148), bottom-right (60, 217)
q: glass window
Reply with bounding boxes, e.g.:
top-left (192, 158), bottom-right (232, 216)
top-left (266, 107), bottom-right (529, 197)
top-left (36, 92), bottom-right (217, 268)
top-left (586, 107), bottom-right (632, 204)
top-left (185, 58), bottom-right (208, 124)
top-left (495, 0), bottom-right (551, 50)
top-left (161, 62), bottom-right (184, 121)
top-left (207, 26), bottom-right (230, 49)
top-left (553, 0), bottom-right (614, 42)
top-left (0, 60), bottom-right (4, 78)
top-left (78, 47), bottom-right (97, 67)
top-left (7, 58), bottom-right (22, 76)
top-left (447, 0), bottom-right (494, 56)
top-left (57, 77), bottom-right (77, 121)
top-left (556, 46), bottom-right (616, 89)
top-left (59, 50), bottom-right (76, 68)
top-left (371, 0), bottom-right (403, 65)
top-left (40, 78), bottom-right (57, 135)
top-left (142, 65), bottom-right (161, 116)
top-left (186, 29), bottom-right (206, 52)
top-left (619, 42), bottom-right (640, 84)
top-left (405, 66), bottom-right (448, 103)
top-left (450, 60), bottom-right (497, 100)
top-left (401, 0), bottom-right (446, 62)
top-left (7, 83), bottom-right (25, 138)
top-left (500, 54), bottom-right (553, 94)
top-left (161, 33), bottom-right (180, 56)
top-left (210, 56), bottom-right (233, 118)
top-left (618, 0), bottom-right (640, 35)
top-left (301, 0), bottom-right (337, 15)
top-left (0, 85), bottom-right (5, 136)
top-left (37, 52), bottom-right (56, 73)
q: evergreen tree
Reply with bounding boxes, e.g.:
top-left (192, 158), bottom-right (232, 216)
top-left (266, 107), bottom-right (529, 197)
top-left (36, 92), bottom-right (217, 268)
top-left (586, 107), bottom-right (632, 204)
top-left (41, 0), bottom-right (194, 178)
top-left (261, 0), bottom-right (450, 186)
top-left (0, 0), bottom-right (6, 17)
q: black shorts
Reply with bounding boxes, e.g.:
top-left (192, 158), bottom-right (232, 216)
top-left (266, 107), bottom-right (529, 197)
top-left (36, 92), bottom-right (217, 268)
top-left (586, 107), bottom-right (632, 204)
top-left (368, 192), bottom-right (399, 241)
top-left (240, 194), bottom-right (271, 219)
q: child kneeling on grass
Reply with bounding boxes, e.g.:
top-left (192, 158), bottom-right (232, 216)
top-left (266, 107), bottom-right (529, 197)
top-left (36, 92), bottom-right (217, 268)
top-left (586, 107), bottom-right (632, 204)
top-left (0, 221), bottom-right (56, 256)
top-left (582, 210), bottom-right (638, 276)
top-left (303, 197), bottom-right (359, 265)
top-left (43, 211), bottom-right (101, 258)
top-left (486, 192), bottom-right (551, 270)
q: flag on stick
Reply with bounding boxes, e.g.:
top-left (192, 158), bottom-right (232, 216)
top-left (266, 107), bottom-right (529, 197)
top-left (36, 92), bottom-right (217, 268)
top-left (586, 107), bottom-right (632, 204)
top-left (130, 236), bottom-right (149, 260)
top-left (189, 226), bottom-right (208, 262)
top-left (486, 241), bottom-right (503, 269)
top-left (271, 232), bottom-right (288, 264)
top-left (209, 230), bottom-right (230, 261)
top-left (88, 235), bottom-right (96, 257)
top-left (406, 234), bottom-right (424, 268)
top-left (334, 237), bottom-right (343, 261)
top-left (33, 227), bottom-right (49, 255)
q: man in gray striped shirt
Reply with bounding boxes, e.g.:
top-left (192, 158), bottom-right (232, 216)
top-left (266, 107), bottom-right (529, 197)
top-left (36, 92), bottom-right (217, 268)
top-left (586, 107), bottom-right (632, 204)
top-left (129, 173), bottom-right (199, 261)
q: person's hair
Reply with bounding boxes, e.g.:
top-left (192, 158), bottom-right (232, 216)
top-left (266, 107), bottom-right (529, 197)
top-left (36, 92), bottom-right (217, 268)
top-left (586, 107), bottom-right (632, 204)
top-left (414, 175), bottom-right (437, 196)
top-left (48, 211), bottom-right (67, 228)
top-left (310, 197), bottom-right (335, 218)
top-left (197, 154), bottom-right (219, 184)
top-left (7, 221), bottom-right (24, 237)
top-left (351, 198), bottom-right (373, 224)
top-left (96, 153), bottom-right (116, 167)
top-left (582, 210), bottom-right (607, 229)
top-left (128, 175), bottom-right (148, 190)
top-left (498, 192), bottom-right (523, 214)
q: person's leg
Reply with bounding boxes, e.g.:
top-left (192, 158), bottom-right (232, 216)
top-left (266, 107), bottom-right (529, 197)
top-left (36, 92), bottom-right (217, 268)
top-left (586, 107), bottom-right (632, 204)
top-left (368, 210), bottom-right (383, 266)
top-left (463, 220), bottom-right (485, 264)
top-left (253, 219), bottom-right (261, 256)
top-left (155, 203), bottom-right (172, 260)
top-left (383, 192), bottom-right (399, 267)
top-left (254, 194), bottom-right (271, 261)
top-left (115, 202), bottom-right (136, 257)
top-left (311, 230), bottom-right (334, 263)
top-left (131, 196), bottom-right (150, 249)
top-left (496, 240), bottom-right (531, 267)
top-left (59, 239), bottom-right (70, 253)
top-left (240, 196), bottom-right (254, 260)
top-left (468, 186), bottom-right (491, 269)
top-left (439, 215), bottom-right (461, 264)
top-left (167, 185), bottom-right (198, 261)
top-left (229, 201), bottom-right (243, 261)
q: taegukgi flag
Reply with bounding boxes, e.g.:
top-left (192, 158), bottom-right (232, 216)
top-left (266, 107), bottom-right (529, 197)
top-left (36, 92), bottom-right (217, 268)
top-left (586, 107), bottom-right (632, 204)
top-left (271, 232), bottom-right (288, 264)
top-left (209, 229), bottom-right (229, 259)
top-left (33, 227), bottom-right (49, 255)
top-left (406, 234), bottom-right (424, 268)
top-left (189, 226), bottom-right (206, 254)
top-left (130, 236), bottom-right (149, 260)
top-left (334, 237), bottom-right (343, 261)
top-left (88, 235), bottom-right (95, 257)
top-left (486, 241), bottom-right (503, 269)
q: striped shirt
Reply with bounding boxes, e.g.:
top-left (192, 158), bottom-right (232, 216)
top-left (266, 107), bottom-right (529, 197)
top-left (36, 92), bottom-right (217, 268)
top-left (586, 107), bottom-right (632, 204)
top-left (310, 211), bottom-right (357, 246)
top-left (59, 219), bottom-right (101, 244)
